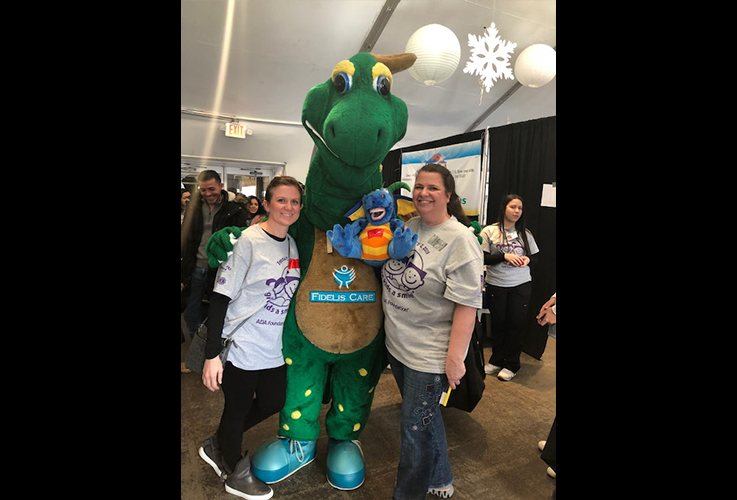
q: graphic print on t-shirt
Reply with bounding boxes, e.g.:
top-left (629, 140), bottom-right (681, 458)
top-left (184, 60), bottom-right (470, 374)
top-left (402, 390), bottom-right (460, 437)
top-left (382, 245), bottom-right (428, 298)
top-left (496, 236), bottom-right (525, 265)
top-left (264, 256), bottom-right (301, 313)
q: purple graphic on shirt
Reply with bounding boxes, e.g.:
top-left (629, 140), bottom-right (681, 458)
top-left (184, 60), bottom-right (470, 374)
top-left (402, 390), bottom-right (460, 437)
top-left (265, 264), bottom-right (300, 309)
top-left (497, 238), bottom-right (525, 266)
top-left (382, 250), bottom-right (427, 294)
top-left (217, 277), bottom-right (227, 285)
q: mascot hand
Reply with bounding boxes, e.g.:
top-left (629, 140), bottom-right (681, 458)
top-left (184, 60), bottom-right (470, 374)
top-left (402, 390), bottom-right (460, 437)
top-left (469, 221), bottom-right (483, 245)
top-left (206, 226), bottom-right (244, 268)
top-left (389, 226), bottom-right (418, 260)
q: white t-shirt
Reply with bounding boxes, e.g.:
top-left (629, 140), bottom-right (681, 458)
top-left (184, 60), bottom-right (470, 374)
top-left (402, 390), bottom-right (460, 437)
top-left (480, 223), bottom-right (539, 287)
top-left (213, 225), bottom-right (300, 370)
top-left (382, 216), bottom-right (483, 374)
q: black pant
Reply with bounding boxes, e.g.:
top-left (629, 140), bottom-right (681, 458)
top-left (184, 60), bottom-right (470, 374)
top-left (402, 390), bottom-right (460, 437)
top-left (541, 417), bottom-right (556, 471)
top-left (217, 361), bottom-right (287, 471)
top-left (487, 282), bottom-right (532, 373)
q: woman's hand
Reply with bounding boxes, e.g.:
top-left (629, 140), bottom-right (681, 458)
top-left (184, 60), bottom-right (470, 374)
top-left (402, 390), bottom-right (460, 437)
top-left (536, 309), bottom-right (557, 326)
top-left (519, 255), bottom-right (530, 266)
top-left (538, 296), bottom-right (556, 314)
top-left (445, 353), bottom-right (466, 390)
top-left (445, 304), bottom-right (476, 390)
top-left (504, 253), bottom-right (526, 266)
top-left (202, 356), bottom-right (224, 392)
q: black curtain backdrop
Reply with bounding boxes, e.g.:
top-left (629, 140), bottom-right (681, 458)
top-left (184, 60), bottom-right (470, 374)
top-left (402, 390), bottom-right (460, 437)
top-left (486, 117), bottom-right (556, 359)
top-left (382, 116), bottom-right (555, 359)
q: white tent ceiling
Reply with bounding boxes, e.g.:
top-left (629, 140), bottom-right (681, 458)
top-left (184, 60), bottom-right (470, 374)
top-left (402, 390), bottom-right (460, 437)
top-left (181, 0), bottom-right (556, 182)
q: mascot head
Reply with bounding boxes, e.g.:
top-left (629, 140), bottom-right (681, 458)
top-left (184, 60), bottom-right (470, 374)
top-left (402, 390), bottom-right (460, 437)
top-left (302, 52), bottom-right (416, 193)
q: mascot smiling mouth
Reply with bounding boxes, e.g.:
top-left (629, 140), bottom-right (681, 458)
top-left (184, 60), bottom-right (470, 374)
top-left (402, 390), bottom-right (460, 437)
top-left (369, 208), bottom-right (386, 221)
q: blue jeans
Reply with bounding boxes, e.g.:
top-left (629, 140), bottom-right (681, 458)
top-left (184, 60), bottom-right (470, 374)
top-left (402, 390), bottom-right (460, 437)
top-left (183, 267), bottom-right (208, 339)
top-left (387, 352), bottom-right (452, 500)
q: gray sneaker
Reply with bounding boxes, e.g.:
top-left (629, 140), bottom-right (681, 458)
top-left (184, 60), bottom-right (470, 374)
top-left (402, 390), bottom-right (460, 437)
top-left (225, 455), bottom-right (273, 500)
top-left (199, 435), bottom-right (231, 480)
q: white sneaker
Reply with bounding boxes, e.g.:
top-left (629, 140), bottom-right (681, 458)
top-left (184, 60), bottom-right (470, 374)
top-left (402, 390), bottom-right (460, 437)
top-left (428, 483), bottom-right (454, 498)
top-left (546, 467), bottom-right (556, 479)
top-left (497, 368), bottom-right (516, 381)
top-left (538, 440), bottom-right (546, 452)
top-left (483, 363), bottom-right (501, 375)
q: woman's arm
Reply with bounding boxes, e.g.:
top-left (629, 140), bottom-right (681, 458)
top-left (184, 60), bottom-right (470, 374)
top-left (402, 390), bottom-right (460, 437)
top-left (483, 248), bottom-right (505, 265)
top-left (202, 292), bottom-right (230, 392)
top-left (445, 304), bottom-right (477, 389)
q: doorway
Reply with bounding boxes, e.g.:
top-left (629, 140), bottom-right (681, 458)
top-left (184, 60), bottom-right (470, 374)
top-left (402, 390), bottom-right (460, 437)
top-left (224, 166), bottom-right (276, 199)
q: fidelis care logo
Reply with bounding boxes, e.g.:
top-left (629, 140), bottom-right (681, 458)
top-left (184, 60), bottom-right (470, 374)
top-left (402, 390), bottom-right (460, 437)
top-left (332, 265), bottom-right (356, 289)
top-left (382, 250), bottom-right (427, 293)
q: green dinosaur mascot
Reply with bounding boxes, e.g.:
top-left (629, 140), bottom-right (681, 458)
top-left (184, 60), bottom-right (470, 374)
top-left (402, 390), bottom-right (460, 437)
top-left (206, 51), bottom-right (416, 490)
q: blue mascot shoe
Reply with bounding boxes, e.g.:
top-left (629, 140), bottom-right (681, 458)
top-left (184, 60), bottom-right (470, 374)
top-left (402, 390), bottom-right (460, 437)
top-left (326, 438), bottom-right (365, 490)
top-left (251, 437), bottom-right (317, 484)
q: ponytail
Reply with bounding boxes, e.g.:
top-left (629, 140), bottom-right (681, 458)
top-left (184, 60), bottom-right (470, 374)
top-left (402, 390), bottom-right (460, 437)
top-left (448, 192), bottom-right (470, 226)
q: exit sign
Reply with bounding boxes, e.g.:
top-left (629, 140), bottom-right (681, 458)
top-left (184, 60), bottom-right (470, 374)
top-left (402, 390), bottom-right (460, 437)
top-left (225, 121), bottom-right (247, 139)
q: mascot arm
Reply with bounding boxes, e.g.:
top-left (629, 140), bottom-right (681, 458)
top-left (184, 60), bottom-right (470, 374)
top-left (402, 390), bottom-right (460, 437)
top-left (206, 226), bottom-right (245, 268)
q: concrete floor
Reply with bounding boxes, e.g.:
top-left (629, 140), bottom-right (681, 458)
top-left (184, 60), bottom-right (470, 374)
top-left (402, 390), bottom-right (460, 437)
top-left (181, 336), bottom-right (556, 499)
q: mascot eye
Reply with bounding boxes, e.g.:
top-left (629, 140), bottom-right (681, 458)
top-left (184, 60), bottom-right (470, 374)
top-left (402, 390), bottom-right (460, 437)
top-left (375, 75), bottom-right (390, 96)
top-left (333, 72), bottom-right (352, 94)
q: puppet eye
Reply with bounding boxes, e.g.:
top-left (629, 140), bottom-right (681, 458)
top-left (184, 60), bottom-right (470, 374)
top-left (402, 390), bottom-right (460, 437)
top-left (374, 75), bottom-right (391, 96)
top-left (333, 72), bottom-right (352, 94)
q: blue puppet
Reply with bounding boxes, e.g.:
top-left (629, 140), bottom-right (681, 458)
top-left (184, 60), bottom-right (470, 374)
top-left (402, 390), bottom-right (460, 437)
top-left (327, 182), bottom-right (418, 267)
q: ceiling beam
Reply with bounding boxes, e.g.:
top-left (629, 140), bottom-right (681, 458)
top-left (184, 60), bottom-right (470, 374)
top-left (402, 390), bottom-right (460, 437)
top-left (359, 0), bottom-right (402, 52)
top-left (464, 82), bottom-right (522, 133)
top-left (465, 45), bottom-right (556, 132)
top-left (181, 107), bottom-right (301, 127)
top-left (181, 154), bottom-right (286, 167)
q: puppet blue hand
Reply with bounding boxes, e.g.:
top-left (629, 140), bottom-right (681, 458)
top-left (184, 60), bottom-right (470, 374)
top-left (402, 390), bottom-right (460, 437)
top-left (389, 226), bottom-right (418, 260)
top-left (206, 226), bottom-right (243, 268)
top-left (327, 224), bottom-right (350, 256)
top-left (328, 223), bottom-right (363, 259)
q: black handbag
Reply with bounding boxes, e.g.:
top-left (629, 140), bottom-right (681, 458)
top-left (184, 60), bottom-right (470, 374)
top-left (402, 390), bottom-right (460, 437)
top-left (446, 321), bottom-right (486, 412)
top-left (185, 319), bottom-right (231, 374)
top-left (184, 321), bottom-right (208, 373)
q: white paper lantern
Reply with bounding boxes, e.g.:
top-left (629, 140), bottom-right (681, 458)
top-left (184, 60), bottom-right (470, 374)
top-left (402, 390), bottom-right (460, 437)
top-left (405, 24), bottom-right (461, 86)
top-left (514, 44), bottom-right (556, 88)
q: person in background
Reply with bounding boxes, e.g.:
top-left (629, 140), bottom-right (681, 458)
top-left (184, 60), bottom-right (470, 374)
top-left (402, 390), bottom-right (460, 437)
top-left (199, 176), bottom-right (303, 500)
top-left (382, 163), bottom-right (483, 499)
top-left (234, 193), bottom-right (248, 205)
top-left (479, 194), bottom-right (539, 381)
top-left (181, 175), bottom-right (197, 223)
top-left (181, 189), bottom-right (192, 222)
top-left (246, 195), bottom-right (267, 226)
top-left (181, 186), bottom-right (193, 344)
top-left (181, 170), bottom-right (250, 374)
top-left (536, 292), bottom-right (556, 480)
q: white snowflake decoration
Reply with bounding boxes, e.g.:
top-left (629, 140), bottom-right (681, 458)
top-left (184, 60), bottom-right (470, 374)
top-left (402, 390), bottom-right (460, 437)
top-left (463, 23), bottom-right (517, 93)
